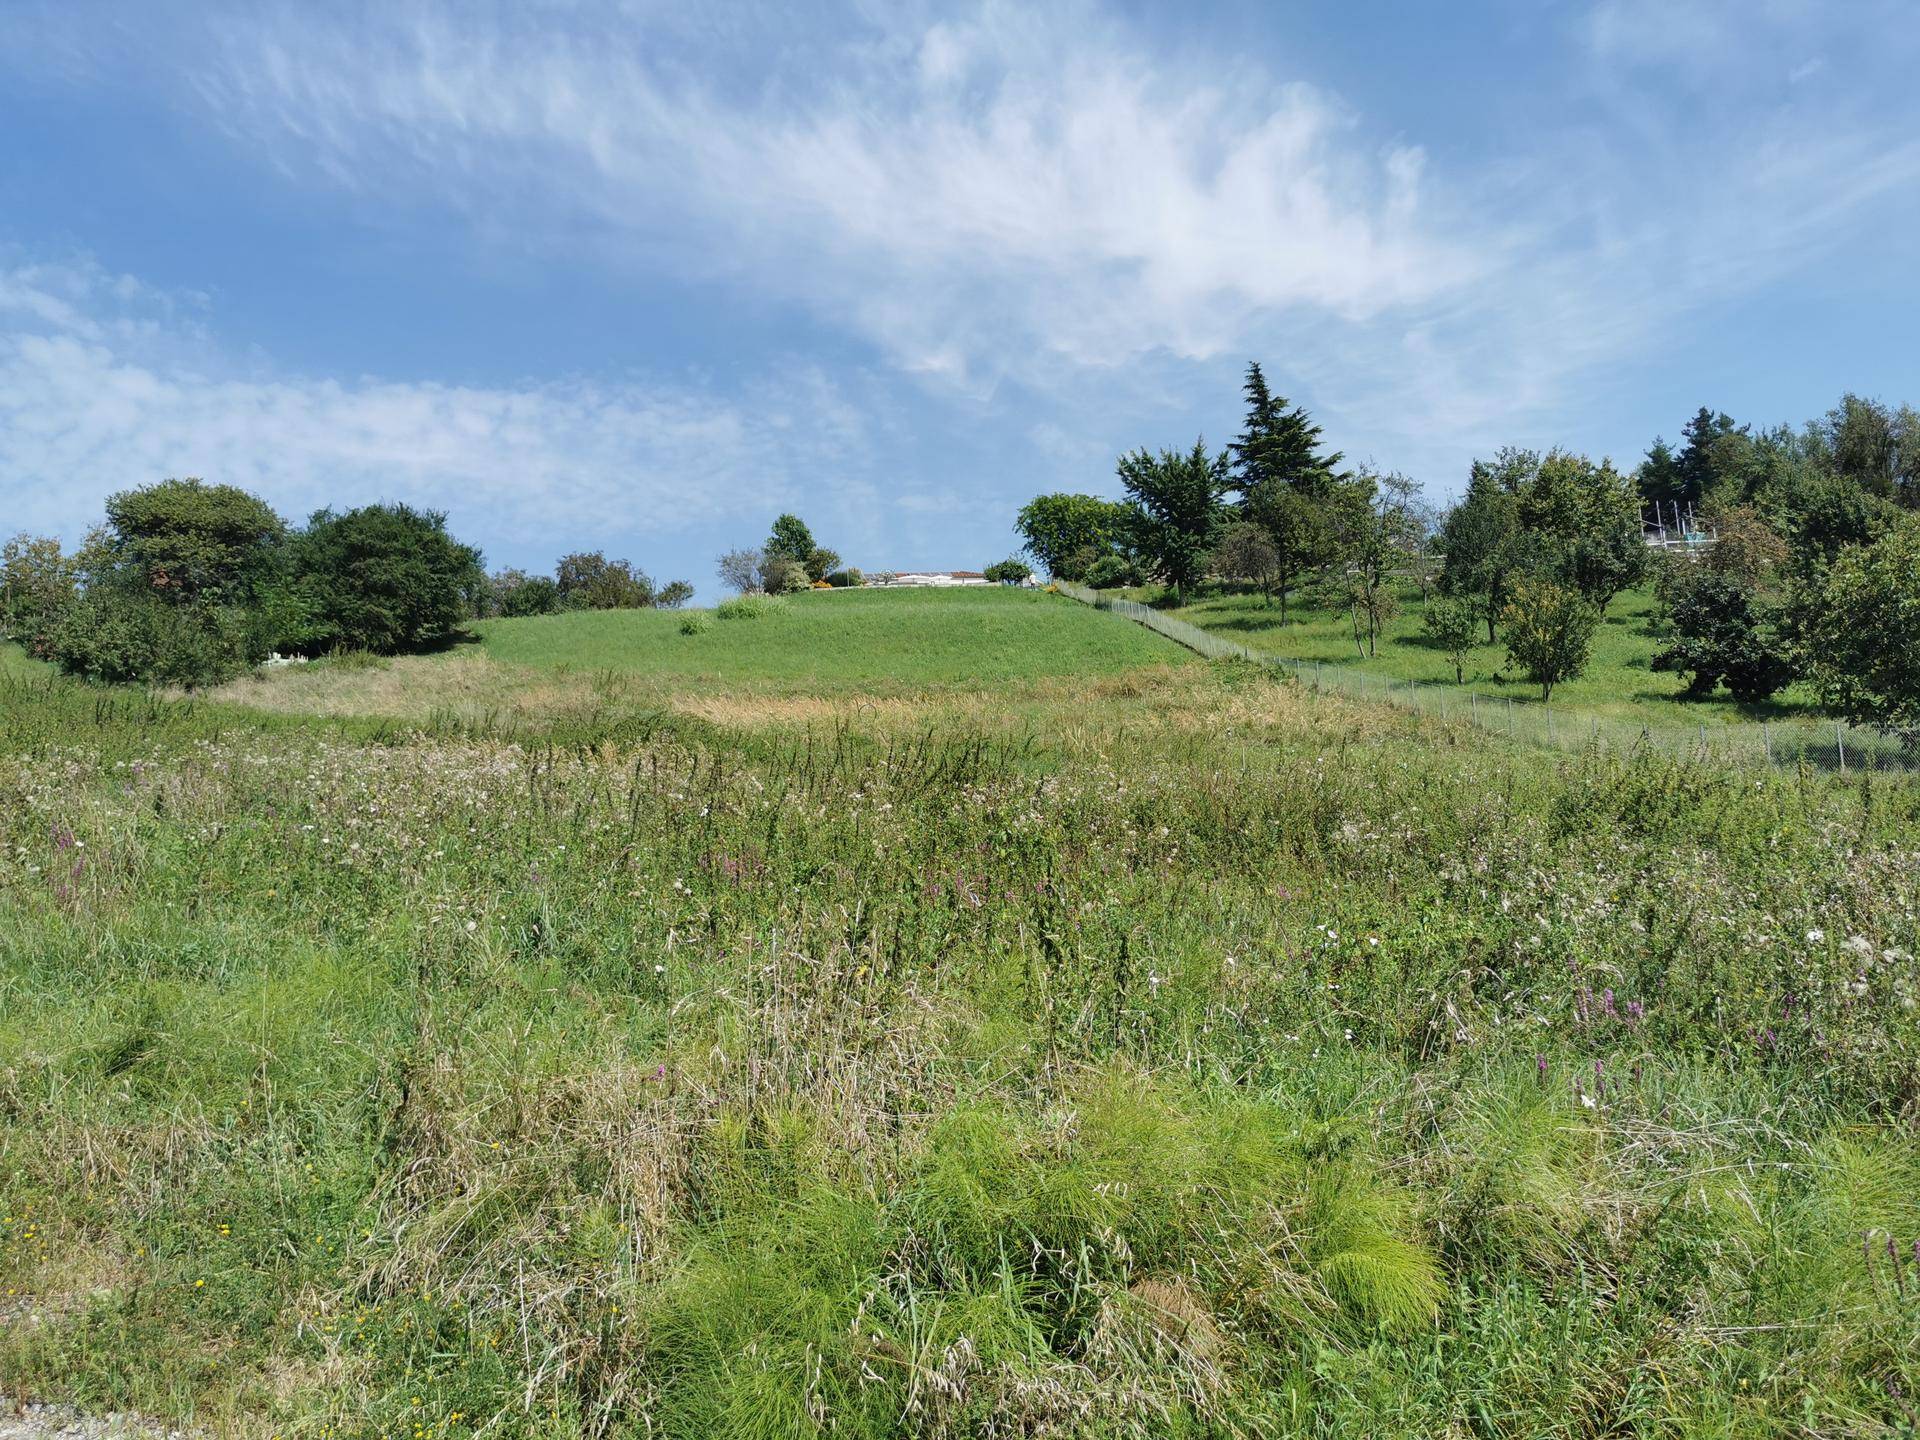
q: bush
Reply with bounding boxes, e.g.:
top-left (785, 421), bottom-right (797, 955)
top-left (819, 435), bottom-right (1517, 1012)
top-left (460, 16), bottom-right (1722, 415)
top-left (715, 594), bottom-right (787, 621)
top-left (824, 569), bottom-right (863, 588)
top-left (290, 504), bottom-right (484, 654)
top-left (678, 611), bottom-right (713, 635)
top-left (657, 580), bottom-right (695, 609)
top-left (759, 556), bottom-right (809, 595)
top-left (983, 558), bottom-right (1033, 585)
top-left (1083, 554), bottom-right (1146, 590)
top-left (50, 584), bottom-right (261, 688)
top-left (499, 575), bottom-right (562, 617)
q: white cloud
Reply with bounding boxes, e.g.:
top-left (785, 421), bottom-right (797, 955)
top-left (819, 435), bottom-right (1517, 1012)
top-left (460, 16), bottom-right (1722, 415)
top-left (0, 260), bottom-right (864, 553)
top-left (164, 2), bottom-right (1477, 382)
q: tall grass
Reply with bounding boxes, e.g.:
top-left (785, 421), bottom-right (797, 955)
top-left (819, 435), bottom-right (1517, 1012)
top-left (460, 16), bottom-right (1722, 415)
top-left (2, 657), bottom-right (1918, 1436)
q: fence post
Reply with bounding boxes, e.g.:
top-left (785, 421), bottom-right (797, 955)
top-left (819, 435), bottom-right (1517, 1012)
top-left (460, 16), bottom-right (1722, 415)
top-left (1470, 691), bottom-right (1477, 724)
top-left (1546, 705), bottom-right (1554, 745)
top-left (1763, 720), bottom-right (1772, 767)
top-left (1506, 697), bottom-right (1514, 736)
top-left (1836, 723), bottom-right (1846, 774)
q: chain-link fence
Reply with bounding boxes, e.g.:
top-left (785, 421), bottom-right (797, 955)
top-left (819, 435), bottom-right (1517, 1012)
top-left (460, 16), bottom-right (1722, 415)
top-left (1054, 582), bottom-right (1915, 774)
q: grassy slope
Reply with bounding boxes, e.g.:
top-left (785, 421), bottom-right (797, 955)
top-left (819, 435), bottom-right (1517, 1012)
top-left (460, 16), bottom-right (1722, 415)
top-left (1148, 583), bottom-right (1824, 728)
top-left (473, 587), bottom-right (1189, 692)
top-left (3, 602), bottom-right (1919, 1437)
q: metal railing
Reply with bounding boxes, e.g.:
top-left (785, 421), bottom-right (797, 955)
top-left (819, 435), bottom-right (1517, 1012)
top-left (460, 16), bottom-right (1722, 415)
top-left (1053, 582), bottom-right (1914, 774)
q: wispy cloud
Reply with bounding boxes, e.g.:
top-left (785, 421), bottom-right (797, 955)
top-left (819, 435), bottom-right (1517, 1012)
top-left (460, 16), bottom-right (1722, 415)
top-left (0, 259), bottom-right (866, 556)
top-left (161, 2), bottom-right (1479, 385)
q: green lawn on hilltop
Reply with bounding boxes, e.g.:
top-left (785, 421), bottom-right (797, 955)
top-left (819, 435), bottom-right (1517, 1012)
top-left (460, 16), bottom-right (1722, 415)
top-left (473, 585), bottom-right (1189, 691)
top-left (1142, 582), bottom-right (1824, 729)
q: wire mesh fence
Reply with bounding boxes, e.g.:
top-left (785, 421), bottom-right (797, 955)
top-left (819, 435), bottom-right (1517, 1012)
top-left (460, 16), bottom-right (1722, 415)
top-left (1054, 582), bottom-right (1916, 774)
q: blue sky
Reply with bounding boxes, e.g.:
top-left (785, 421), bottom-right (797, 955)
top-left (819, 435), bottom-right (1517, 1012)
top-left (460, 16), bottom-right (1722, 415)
top-left (5, 1), bottom-right (1920, 592)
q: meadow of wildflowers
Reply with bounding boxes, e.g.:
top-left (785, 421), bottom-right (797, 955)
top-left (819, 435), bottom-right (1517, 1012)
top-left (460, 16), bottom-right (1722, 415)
top-left (1, 652), bottom-right (1918, 1437)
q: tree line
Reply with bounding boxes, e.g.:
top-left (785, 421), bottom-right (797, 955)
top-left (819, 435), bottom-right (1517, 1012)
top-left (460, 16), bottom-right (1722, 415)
top-left (0, 478), bottom-right (689, 687)
top-left (1015, 365), bottom-right (1920, 738)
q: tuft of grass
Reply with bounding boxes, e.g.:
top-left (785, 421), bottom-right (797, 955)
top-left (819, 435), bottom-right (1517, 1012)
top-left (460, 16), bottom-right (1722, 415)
top-left (713, 594), bottom-right (787, 622)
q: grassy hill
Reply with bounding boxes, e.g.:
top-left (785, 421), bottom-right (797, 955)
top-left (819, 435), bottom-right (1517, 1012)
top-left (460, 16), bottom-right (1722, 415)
top-left (3, 593), bottom-right (1918, 1436)
top-left (473, 586), bottom-right (1189, 691)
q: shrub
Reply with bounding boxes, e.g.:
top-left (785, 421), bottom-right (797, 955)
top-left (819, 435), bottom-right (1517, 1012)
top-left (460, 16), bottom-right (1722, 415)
top-left (759, 556), bottom-right (809, 595)
top-left (824, 569), bottom-right (863, 588)
top-left (499, 575), bottom-right (562, 617)
top-left (50, 584), bottom-right (261, 688)
top-left (983, 558), bottom-right (1033, 585)
top-left (678, 611), bottom-right (713, 635)
top-left (657, 580), bottom-right (695, 609)
top-left (715, 594), bottom-right (787, 621)
top-left (1083, 553), bottom-right (1146, 590)
top-left (290, 504), bottom-right (484, 654)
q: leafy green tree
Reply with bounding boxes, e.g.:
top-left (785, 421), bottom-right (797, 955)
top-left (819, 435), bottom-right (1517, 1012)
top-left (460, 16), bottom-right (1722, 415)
top-left (101, 477), bottom-right (287, 604)
top-left (1798, 517), bottom-right (1920, 744)
top-left (291, 504), bottom-right (483, 654)
top-left (1240, 485), bottom-right (1329, 622)
top-left (1209, 522), bottom-right (1282, 605)
top-left (1501, 577), bottom-right (1598, 702)
top-left (1, 533), bottom-right (79, 654)
top-left (803, 547), bottom-right (840, 583)
top-left (1699, 504), bottom-right (1787, 588)
top-left (1779, 467), bottom-right (1896, 574)
top-left (1318, 468), bottom-right (1418, 658)
top-left (1014, 494), bottom-right (1127, 579)
top-left (765, 515), bottom-right (817, 564)
top-left (1116, 439), bottom-right (1230, 602)
top-left (1825, 394), bottom-right (1899, 499)
top-left (1651, 568), bottom-right (1795, 703)
top-left (982, 558), bottom-right (1032, 584)
top-left (656, 580), bottom-right (695, 608)
top-left (1437, 460), bottom-right (1525, 642)
top-left (1516, 450), bottom-right (1647, 608)
top-left (1422, 595), bottom-right (1478, 683)
top-left (555, 551), bottom-right (654, 609)
top-left (51, 587), bottom-right (259, 688)
top-left (1082, 553), bottom-right (1145, 589)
